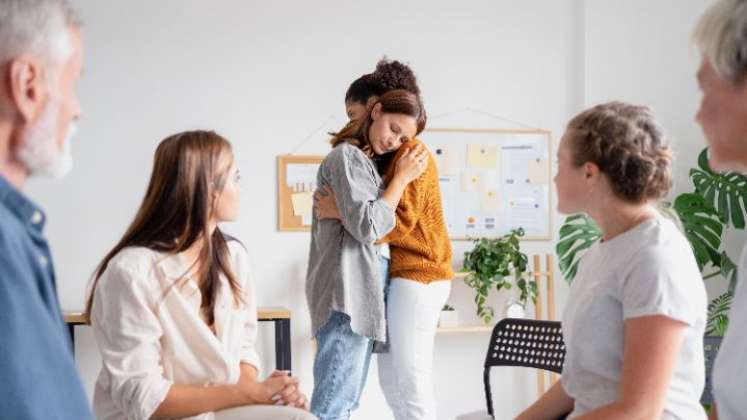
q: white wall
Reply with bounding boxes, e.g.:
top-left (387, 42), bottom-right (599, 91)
top-left (583, 0), bottom-right (744, 298)
top-left (22, 1), bottom-right (729, 419)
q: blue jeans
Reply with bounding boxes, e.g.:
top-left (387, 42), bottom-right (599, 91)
top-left (310, 257), bottom-right (389, 420)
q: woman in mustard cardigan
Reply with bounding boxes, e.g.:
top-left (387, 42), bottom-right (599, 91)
top-left (316, 58), bottom-right (453, 420)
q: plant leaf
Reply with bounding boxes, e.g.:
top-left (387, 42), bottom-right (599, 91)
top-left (706, 292), bottom-right (733, 336)
top-left (673, 193), bottom-right (723, 271)
top-left (556, 214), bottom-right (602, 284)
top-left (720, 252), bottom-right (738, 294)
top-left (691, 148), bottom-right (747, 229)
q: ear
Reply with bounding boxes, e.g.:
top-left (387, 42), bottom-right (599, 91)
top-left (366, 95), bottom-right (378, 107)
top-left (371, 102), bottom-right (382, 121)
top-left (583, 161), bottom-right (600, 180)
top-left (7, 55), bottom-right (48, 123)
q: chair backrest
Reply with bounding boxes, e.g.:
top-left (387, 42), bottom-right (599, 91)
top-left (701, 336), bottom-right (723, 406)
top-left (485, 318), bottom-right (566, 372)
top-left (483, 318), bottom-right (566, 418)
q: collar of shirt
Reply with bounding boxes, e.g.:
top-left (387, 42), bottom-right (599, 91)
top-left (0, 174), bottom-right (47, 232)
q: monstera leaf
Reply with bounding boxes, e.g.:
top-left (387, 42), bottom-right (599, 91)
top-left (691, 148), bottom-right (747, 229)
top-left (706, 292), bottom-right (733, 337)
top-left (673, 193), bottom-right (723, 271)
top-left (556, 214), bottom-right (602, 284)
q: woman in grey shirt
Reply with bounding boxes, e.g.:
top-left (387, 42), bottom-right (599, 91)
top-left (306, 89), bottom-right (428, 420)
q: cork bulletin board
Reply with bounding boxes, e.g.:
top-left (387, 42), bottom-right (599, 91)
top-left (277, 155), bottom-right (324, 231)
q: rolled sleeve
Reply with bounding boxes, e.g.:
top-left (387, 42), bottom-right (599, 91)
top-left (231, 242), bottom-right (262, 374)
top-left (239, 268), bottom-right (261, 373)
top-left (91, 262), bottom-right (173, 420)
top-left (324, 145), bottom-right (395, 243)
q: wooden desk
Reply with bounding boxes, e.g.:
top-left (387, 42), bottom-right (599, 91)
top-left (64, 306), bottom-right (292, 372)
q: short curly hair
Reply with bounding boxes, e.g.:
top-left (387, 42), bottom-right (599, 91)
top-left (344, 57), bottom-right (420, 104)
top-left (370, 57), bottom-right (420, 96)
top-left (567, 102), bottom-right (673, 203)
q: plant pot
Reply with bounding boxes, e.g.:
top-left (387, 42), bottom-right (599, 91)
top-left (505, 300), bottom-right (526, 319)
top-left (439, 310), bottom-right (459, 328)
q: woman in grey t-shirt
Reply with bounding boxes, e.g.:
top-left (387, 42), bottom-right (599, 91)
top-left (306, 89), bottom-right (428, 420)
top-left (517, 102), bottom-right (708, 419)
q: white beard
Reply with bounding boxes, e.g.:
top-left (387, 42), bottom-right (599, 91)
top-left (16, 93), bottom-right (75, 179)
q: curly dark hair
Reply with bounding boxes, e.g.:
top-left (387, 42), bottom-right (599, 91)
top-left (344, 57), bottom-right (420, 104)
top-left (567, 101), bottom-right (672, 203)
top-left (370, 57), bottom-right (420, 96)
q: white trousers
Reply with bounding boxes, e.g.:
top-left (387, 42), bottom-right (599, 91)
top-left (378, 278), bottom-right (452, 420)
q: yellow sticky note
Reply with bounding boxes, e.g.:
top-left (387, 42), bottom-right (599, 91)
top-left (528, 158), bottom-right (550, 184)
top-left (481, 190), bottom-right (501, 213)
top-left (467, 144), bottom-right (498, 169)
top-left (460, 172), bottom-right (481, 192)
top-left (433, 146), bottom-right (457, 176)
top-left (291, 192), bottom-right (313, 217)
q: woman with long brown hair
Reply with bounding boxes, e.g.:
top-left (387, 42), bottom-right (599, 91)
top-left (306, 89), bottom-right (428, 420)
top-left (86, 130), bottom-right (316, 420)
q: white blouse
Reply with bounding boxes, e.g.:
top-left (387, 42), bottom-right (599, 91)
top-left (90, 241), bottom-right (260, 420)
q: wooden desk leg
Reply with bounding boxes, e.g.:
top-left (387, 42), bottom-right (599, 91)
top-left (275, 319), bottom-right (292, 373)
top-left (68, 324), bottom-right (76, 355)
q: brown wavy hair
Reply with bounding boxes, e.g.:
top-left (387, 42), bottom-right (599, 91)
top-left (331, 89), bottom-right (426, 153)
top-left (85, 130), bottom-right (242, 325)
top-left (567, 101), bottom-right (673, 203)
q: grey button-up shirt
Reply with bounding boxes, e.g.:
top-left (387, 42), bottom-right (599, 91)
top-left (306, 143), bottom-right (395, 341)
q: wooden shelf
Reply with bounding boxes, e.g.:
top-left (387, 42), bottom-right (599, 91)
top-left (436, 324), bottom-right (493, 334)
top-left (453, 272), bottom-right (471, 280)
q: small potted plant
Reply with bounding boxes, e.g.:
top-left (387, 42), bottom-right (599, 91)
top-left (438, 304), bottom-right (459, 328)
top-left (462, 228), bottom-right (537, 324)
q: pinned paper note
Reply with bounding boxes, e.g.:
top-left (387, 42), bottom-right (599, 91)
top-left (433, 146), bottom-right (457, 176)
top-left (481, 190), bottom-right (501, 213)
top-left (291, 192), bottom-right (313, 217)
top-left (467, 144), bottom-right (498, 169)
top-left (460, 171), bottom-right (482, 192)
top-left (528, 158), bottom-right (550, 184)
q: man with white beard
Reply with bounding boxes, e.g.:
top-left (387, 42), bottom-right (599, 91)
top-left (0, 1), bottom-right (92, 418)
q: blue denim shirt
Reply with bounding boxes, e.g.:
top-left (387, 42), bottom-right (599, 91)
top-left (0, 175), bottom-right (92, 419)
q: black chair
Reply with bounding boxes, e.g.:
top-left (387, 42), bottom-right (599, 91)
top-left (483, 318), bottom-right (566, 419)
top-left (701, 336), bottom-right (723, 406)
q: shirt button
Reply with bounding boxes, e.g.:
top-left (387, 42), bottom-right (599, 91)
top-left (30, 211), bottom-right (42, 225)
top-left (38, 255), bottom-right (48, 267)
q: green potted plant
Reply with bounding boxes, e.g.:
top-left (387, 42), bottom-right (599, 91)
top-left (557, 148), bottom-right (743, 337)
top-left (438, 304), bottom-right (459, 328)
top-left (462, 228), bottom-right (537, 324)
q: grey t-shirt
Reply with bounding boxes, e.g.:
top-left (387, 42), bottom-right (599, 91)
top-left (305, 143), bottom-right (395, 341)
top-left (561, 216), bottom-right (707, 419)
